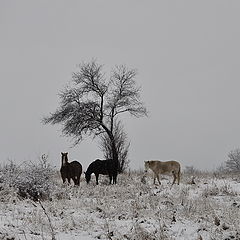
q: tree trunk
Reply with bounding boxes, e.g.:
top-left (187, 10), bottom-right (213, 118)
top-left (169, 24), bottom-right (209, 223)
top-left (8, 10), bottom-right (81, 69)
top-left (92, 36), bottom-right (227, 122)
top-left (100, 123), bottom-right (119, 163)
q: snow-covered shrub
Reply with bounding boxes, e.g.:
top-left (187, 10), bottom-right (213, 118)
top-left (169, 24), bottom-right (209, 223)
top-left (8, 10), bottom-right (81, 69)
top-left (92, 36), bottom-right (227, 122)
top-left (0, 160), bottom-right (21, 202)
top-left (0, 160), bottom-right (20, 186)
top-left (0, 155), bottom-right (57, 201)
top-left (15, 155), bottom-right (57, 201)
top-left (202, 181), bottom-right (237, 197)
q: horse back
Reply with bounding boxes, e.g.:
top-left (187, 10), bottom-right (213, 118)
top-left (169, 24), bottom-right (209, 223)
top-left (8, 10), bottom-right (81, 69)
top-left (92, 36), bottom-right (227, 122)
top-left (69, 160), bottom-right (82, 168)
top-left (151, 160), bottom-right (180, 174)
top-left (87, 159), bottom-right (118, 175)
top-left (61, 161), bottom-right (82, 177)
top-left (70, 160), bottom-right (82, 171)
top-left (161, 160), bottom-right (180, 173)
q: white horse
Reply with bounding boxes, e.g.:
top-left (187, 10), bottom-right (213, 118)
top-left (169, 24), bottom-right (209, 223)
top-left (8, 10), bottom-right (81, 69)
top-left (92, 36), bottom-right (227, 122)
top-left (144, 160), bottom-right (181, 185)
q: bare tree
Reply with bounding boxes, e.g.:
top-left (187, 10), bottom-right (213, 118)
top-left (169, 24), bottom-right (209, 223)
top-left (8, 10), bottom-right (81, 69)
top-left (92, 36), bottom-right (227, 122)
top-left (225, 148), bottom-right (240, 172)
top-left (99, 121), bottom-right (130, 173)
top-left (43, 60), bottom-right (147, 167)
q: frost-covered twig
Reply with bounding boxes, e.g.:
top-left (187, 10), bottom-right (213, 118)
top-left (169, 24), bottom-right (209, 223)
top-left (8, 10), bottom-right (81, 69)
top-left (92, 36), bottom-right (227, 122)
top-left (38, 199), bottom-right (56, 240)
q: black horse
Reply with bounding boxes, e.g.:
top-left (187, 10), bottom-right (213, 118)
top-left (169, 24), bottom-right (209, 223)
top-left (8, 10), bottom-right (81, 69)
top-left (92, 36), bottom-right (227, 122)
top-left (85, 159), bottom-right (118, 185)
top-left (60, 152), bottom-right (82, 186)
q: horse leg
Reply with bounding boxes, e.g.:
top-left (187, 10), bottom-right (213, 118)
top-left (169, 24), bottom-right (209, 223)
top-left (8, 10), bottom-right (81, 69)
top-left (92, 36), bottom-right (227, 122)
top-left (177, 172), bottom-right (180, 185)
top-left (95, 174), bottom-right (99, 185)
top-left (113, 174), bottom-right (117, 184)
top-left (153, 172), bottom-right (157, 184)
top-left (74, 176), bottom-right (80, 186)
top-left (156, 173), bottom-right (161, 185)
top-left (76, 176), bottom-right (80, 186)
top-left (109, 175), bottom-right (113, 184)
top-left (74, 173), bottom-right (80, 186)
top-left (172, 172), bottom-right (177, 185)
top-left (72, 177), bottom-right (75, 185)
top-left (152, 172), bottom-right (156, 184)
top-left (61, 172), bottom-right (67, 184)
top-left (67, 178), bottom-right (71, 185)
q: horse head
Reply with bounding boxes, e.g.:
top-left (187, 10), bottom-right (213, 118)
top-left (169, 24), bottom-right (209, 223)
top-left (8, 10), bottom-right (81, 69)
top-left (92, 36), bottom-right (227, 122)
top-left (61, 152), bottom-right (69, 166)
top-left (144, 161), bottom-right (150, 173)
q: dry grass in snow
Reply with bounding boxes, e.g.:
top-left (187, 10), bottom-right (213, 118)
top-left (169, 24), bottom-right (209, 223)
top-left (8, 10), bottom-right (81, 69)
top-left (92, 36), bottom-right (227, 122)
top-left (0, 169), bottom-right (240, 240)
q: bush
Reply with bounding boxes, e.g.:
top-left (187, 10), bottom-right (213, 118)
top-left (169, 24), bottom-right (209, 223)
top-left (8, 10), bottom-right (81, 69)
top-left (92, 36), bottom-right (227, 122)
top-left (0, 155), bottom-right (57, 201)
top-left (225, 148), bottom-right (240, 172)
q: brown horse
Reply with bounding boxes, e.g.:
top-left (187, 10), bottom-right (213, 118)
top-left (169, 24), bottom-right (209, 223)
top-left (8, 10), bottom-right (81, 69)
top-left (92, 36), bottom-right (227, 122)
top-left (60, 152), bottom-right (82, 186)
top-left (144, 160), bottom-right (181, 185)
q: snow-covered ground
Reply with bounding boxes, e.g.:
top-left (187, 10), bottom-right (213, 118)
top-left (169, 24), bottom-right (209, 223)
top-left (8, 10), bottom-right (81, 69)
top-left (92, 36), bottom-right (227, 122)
top-left (0, 171), bottom-right (240, 240)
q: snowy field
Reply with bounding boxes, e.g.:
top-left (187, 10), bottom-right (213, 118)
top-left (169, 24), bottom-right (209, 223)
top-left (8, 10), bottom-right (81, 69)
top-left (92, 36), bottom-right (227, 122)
top-left (0, 168), bottom-right (240, 240)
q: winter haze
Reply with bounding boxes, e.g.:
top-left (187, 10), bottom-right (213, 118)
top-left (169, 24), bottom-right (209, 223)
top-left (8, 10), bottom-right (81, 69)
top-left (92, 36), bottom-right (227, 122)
top-left (0, 1), bottom-right (240, 170)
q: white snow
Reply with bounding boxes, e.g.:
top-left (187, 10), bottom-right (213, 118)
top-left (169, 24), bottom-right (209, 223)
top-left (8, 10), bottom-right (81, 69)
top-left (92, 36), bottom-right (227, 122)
top-left (0, 172), bottom-right (240, 239)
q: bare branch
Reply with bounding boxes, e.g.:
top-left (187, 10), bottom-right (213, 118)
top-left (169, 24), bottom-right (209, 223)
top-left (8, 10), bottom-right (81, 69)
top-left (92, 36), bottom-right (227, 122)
top-left (107, 65), bottom-right (148, 118)
top-left (99, 120), bottom-right (130, 172)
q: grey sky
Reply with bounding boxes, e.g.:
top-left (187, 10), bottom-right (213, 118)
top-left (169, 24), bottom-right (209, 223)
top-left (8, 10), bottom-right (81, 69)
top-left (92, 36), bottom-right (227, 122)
top-left (1, 1), bottom-right (240, 171)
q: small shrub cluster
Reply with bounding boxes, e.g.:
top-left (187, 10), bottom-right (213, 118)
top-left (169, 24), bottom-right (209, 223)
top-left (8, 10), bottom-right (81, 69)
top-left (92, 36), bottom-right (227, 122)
top-left (0, 155), bottom-right (57, 201)
top-left (202, 182), bottom-right (237, 198)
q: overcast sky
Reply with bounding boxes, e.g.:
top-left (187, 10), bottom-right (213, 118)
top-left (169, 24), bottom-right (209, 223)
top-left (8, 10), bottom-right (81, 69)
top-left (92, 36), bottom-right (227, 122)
top-left (1, 1), bottom-right (240, 171)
